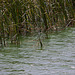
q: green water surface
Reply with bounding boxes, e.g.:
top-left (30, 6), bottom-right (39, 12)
top-left (0, 27), bottom-right (75, 75)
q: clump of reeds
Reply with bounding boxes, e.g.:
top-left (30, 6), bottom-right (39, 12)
top-left (0, 0), bottom-right (75, 47)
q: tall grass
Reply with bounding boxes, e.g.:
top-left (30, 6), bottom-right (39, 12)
top-left (0, 0), bottom-right (75, 46)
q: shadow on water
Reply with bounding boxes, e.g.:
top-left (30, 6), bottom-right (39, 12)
top-left (0, 27), bottom-right (75, 75)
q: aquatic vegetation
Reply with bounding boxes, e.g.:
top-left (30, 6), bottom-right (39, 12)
top-left (0, 0), bottom-right (75, 47)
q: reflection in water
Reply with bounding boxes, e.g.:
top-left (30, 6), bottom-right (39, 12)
top-left (0, 28), bottom-right (75, 75)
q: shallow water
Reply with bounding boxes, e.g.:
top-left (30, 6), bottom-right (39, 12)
top-left (0, 27), bottom-right (75, 75)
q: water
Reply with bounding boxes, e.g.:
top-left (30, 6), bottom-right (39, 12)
top-left (0, 27), bottom-right (75, 75)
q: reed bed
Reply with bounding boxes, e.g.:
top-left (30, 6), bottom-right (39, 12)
top-left (0, 0), bottom-right (75, 47)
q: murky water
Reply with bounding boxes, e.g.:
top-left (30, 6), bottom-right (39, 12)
top-left (0, 27), bottom-right (75, 75)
